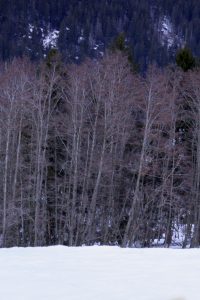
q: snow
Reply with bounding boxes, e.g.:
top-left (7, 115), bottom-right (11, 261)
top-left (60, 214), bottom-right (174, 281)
top-left (0, 246), bottom-right (199, 300)
top-left (153, 224), bottom-right (193, 248)
top-left (29, 24), bottom-right (34, 33)
top-left (78, 36), bottom-right (85, 43)
top-left (161, 16), bottom-right (174, 47)
top-left (160, 16), bottom-right (183, 49)
top-left (93, 44), bottom-right (100, 50)
top-left (27, 25), bottom-right (60, 49)
top-left (43, 29), bottom-right (60, 49)
top-left (28, 24), bottom-right (34, 39)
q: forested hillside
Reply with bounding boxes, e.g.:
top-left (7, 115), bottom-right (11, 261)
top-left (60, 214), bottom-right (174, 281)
top-left (0, 0), bottom-right (200, 68)
top-left (0, 1), bottom-right (200, 248)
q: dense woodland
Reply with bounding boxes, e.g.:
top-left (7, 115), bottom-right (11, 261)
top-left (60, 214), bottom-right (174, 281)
top-left (0, 44), bottom-right (200, 248)
top-left (0, 0), bottom-right (200, 69)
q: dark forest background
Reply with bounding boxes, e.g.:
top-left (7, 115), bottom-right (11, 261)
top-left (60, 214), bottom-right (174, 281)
top-left (0, 0), bottom-right (200, 69)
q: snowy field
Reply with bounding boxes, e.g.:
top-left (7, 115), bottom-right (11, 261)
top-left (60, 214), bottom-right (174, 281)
top-left (0, 246), bottom-right (199, 300)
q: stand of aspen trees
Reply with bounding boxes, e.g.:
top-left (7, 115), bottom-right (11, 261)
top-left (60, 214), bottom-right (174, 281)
top-left (0, 52), bottom-right (200, 248)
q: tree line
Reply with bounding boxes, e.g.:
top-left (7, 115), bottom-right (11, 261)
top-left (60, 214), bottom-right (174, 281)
top-left (0, 49), bottom-right (200, 248)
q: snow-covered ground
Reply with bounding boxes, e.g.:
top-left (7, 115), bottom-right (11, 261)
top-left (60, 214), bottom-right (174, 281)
top-left (0, 246), bottom-right (199, 300)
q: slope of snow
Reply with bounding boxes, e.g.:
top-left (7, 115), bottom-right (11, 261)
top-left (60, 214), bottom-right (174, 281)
top-left (0, 246), bottom-right (199, 300)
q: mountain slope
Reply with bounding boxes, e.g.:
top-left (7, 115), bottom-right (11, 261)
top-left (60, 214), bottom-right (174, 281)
top-left (0, 0), bottom-right (199, 68)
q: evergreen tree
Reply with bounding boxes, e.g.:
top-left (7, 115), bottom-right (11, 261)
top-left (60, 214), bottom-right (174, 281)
top-left (176, 47), bottom-right (196, 71)
top-left (110, 33), bottom-right (139, 72)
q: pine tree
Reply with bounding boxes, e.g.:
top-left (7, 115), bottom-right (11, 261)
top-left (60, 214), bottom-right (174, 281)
top-left (176, 47), bottom-right (196, 71)
top-left (110, 33), bottom-right (139, 72)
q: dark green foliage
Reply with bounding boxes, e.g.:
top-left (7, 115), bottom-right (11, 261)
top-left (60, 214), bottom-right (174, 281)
top-left (46, 48), bottom-right (61, 70)
top-left (111, 33), bottom-right (127, 52)
top-left (110, 33), bottom-right (139, 72)
top-left (176, 47), bottom-right (196, 71)
top-left (45, 48), bottom-right (67, 81)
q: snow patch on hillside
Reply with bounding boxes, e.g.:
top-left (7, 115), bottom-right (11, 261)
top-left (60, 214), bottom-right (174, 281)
top-left (160, 16), bottom-right (184, 49)
top-left (161, 16), bottom-right (174, 47)
top-left (0, 246), bottom-right (199, 300)
top-left (28, 24), bottom-right (34, 39)
top-left (27, 25), bottom-right (60, 50)
top-left (43, 29), bottom-right (60, 49)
